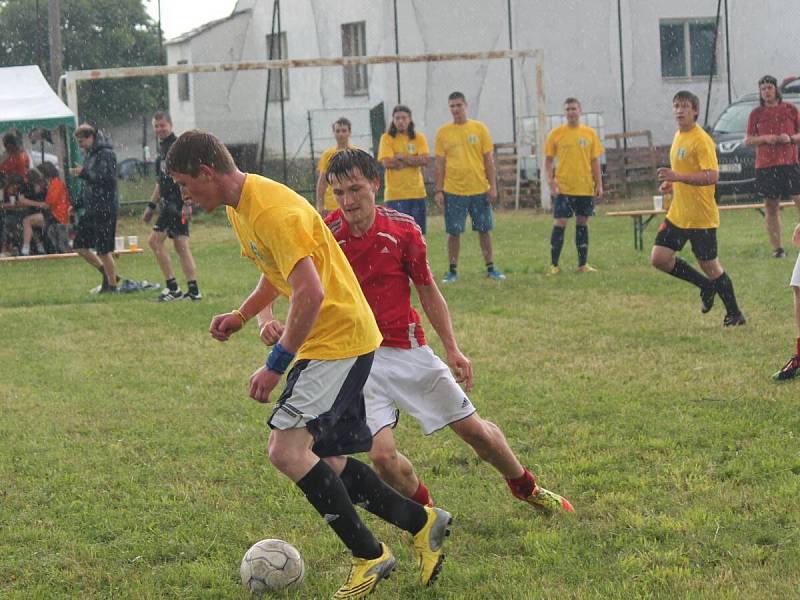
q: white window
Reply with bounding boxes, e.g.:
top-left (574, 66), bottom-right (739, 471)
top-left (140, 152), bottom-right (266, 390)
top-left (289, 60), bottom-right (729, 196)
top-left (266, 32), bottom-right (289, 101)
top-left (177, 59), bottom-right (190, 101)
top-left (660, 19), bottom-right (718, 79)
top-left (342, 21), bottom-right (367, 96)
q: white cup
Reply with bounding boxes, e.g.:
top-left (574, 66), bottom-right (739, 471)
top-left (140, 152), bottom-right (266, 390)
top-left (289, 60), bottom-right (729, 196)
top-left (8, 195), bottom-right (16, 206)
top-left (653, 195), bottom-right (664, 211)
top-left (114, 236), bottom-right (125, 252)
top-left (127, 235), bottom-right (139, 250)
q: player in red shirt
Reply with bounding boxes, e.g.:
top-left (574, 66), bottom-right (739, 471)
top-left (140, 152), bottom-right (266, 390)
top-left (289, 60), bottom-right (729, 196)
top-left (745, 75), bottom-right (800, 258)
top-left (319, 149), bottom-right (573, 513)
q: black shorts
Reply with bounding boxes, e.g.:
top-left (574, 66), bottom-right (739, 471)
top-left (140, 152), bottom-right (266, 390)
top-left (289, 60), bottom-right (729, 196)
top-left (73, 208), bottom-right (117, 255)
top-left (654, 219), bottom-right (718, 261)
top-left (553, 194), bottom-right (595, 218)
top-left (153, 202), bottom-right (189, 238)
top-left (269, 352), bottom-right (374, 458)
top-left (756, 164), bottom-right (800, 199)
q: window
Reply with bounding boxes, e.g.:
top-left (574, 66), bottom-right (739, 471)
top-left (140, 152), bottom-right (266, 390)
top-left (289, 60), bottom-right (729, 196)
top-left (177, 59), bottom-right (190, 101)
top-left (266, 32), bottom-right (289, 101)
top-left (660, 19), bottom-right (718, 79)
top-left (342, 21), bottom-right (367, 96)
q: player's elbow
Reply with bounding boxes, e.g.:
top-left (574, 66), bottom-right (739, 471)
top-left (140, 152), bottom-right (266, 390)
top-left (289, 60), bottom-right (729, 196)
top-left (708, 170), bottom-right (719, 184)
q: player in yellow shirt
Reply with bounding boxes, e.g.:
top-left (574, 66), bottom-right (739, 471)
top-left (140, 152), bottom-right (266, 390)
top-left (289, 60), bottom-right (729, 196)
top-left (378, 104), bottom-right (430, 232)
top-left (652, 91), bottom-right (745, 327)
top-left (544, 98), bottom-right (604, 273)
top-left (166, 130), bottom-right (452, 598)
top-left (316, 117), bottom-right (354, 216)
top-left (435, 92), bottom-right (505, 283)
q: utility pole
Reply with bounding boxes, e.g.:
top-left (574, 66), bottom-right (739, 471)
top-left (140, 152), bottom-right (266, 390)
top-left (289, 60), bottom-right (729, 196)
top-left (48, 0), bottom-right (62, 90)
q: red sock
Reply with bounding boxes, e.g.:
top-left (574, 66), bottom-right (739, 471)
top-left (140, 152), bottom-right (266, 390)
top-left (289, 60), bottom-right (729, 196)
top-left (795, 337), bottom-right (800, 357)
top-left (410, 480), bottom-right (433, 507)
top-left (506, 468), bottom-right (536, 500)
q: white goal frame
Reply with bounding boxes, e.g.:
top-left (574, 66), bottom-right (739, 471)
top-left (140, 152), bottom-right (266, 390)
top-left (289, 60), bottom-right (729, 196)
top-left (63, 49), bottom-right (550, 208)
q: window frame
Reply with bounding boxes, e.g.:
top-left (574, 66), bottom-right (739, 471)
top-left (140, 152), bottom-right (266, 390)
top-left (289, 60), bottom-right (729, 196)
top-left (341, 21), bottom-right (368, 97)
top-left (659, 18), bottom-right (720, 80)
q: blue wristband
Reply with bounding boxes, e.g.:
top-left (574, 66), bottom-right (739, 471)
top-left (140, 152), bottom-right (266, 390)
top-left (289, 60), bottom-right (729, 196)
top-left (266, 342), bottom-right (295, 374)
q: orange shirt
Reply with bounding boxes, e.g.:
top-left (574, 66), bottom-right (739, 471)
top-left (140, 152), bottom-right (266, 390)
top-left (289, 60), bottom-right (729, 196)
top-left (0, 150), bottom-right (30, 190)
top-left (45, 178), bottom-right (71, 224)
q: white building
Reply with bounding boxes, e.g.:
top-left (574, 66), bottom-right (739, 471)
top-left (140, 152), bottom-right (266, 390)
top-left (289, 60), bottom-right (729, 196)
top-left (164, 0), bottom-right (800, 163)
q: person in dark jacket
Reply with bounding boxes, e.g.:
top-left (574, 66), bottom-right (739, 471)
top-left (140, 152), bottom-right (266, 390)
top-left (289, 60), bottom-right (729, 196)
top-left (70, 123), bottom-right (119, 293)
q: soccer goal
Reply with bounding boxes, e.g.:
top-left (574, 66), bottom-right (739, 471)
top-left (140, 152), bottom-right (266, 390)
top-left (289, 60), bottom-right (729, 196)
top-left (63, 48), bottom-right (550, 207)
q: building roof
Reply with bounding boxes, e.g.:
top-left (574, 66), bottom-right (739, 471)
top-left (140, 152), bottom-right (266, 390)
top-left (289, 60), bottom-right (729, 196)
top-left (165, 9), bottom-right (251, 46)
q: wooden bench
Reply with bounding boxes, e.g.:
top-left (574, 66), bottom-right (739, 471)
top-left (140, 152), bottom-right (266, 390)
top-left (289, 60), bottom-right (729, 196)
top-left (0, 248), bottom-right (144, 263)
top-left (607, 202), bottom-right (797, 251)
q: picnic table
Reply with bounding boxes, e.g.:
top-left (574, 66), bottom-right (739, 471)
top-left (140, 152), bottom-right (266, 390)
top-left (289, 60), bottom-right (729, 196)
top-left (607, 201), bottom-right (796, 250)
top-left (0, 247), bottom-right (144, 263)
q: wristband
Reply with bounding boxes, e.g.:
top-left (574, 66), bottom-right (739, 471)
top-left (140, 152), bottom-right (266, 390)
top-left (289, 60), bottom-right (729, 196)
top-left (232, 309), bottom-right (248, 325)
top-left (147, 201), bottom-right (157, 210)
top-left (435, 190), bottom-right (444, 194)
top-left (266, 342), bottom-right (295, 374)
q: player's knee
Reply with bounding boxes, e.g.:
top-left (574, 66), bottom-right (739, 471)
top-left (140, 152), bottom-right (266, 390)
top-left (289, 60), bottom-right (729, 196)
top-left (267, 441), bottom-right (293, 474)
top-left (148, 234), bottom-right (161, 251)
top-left (368, 445), bottom-right (398, 473)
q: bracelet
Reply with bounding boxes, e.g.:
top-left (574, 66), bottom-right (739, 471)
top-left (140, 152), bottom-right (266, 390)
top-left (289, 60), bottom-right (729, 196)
top-left (147, 201), bottom-right (157, 210)
top-left (232, 309), bottom-right (248, 325)
top-left (266, 342), bottom-right (295, 374)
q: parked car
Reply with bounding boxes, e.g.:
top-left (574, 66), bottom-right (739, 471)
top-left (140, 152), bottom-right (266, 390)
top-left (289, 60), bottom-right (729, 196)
top-left (711, 91), bottom-right (800, 200)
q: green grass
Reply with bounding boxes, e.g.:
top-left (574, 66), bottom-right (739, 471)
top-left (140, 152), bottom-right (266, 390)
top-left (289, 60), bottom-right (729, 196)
top-left (2, 201), bottom-right (800, 599)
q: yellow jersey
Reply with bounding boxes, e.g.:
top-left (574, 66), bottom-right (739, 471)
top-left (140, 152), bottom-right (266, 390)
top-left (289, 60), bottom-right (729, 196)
top-left (377, 131), bottom-right (429, 200)
top-left (227, 174), bottom-right (382, 360)
top-left (434, 119), bottom-right (493, 196)
top-left (544, 123), bottom-right (604, 196)
top-left (318, 146), bottom-right (356, 211)
top-left (666, 124), bottom-right (719, 229)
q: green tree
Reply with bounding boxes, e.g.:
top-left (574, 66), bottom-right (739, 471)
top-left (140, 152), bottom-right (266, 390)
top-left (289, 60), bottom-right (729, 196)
top-left (0, 0), bottom-right (164, 124)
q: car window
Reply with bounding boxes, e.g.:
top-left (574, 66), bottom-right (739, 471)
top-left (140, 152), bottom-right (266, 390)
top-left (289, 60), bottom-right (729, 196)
top-left (712, 102), bottom-right (757, 135)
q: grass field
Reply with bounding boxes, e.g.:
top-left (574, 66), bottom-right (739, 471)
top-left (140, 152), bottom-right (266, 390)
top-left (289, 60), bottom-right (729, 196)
top-left (2, 201), bottom-right (800, 599)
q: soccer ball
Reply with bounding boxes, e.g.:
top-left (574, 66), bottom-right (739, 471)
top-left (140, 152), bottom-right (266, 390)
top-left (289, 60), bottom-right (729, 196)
top-left (240, 539), bottom-right (305, 595)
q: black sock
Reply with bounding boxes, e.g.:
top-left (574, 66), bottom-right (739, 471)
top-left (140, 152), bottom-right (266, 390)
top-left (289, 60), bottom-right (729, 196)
top-left (576, 225), bottom-right (589, 266)
top-left (295, 460), bottom-right (382, 559)
top-left (449, 263), bottom-right (457, 274)
top-left (486, 262), bottom-right (494, 273)
top-left (550, 226), bottom-right (565, 266)
top-left (668, 257), bottom-right (710, 289)
top-left (339, 458), bottom-right (428, 535)
top-left (187, 280), bottom-right (198, 294)
top-left (166, 277), bottom-right (178, 292)
top-left (712, 272), bottom-right (740, 315)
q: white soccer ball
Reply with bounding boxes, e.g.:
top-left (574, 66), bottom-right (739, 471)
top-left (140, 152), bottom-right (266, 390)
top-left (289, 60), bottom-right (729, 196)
top-left (240, 538), bottom-right (305, 595)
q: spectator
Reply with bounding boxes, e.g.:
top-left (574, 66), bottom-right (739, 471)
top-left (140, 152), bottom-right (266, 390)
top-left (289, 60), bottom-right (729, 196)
top-left (17, 168), bottom-right (47, 255)
top-left (69, 124), bottom-right (119, 293)
top-left (19, 162), bottom-right (71, 255)
top-left (434, 92), bottom-right (505, 282)
top-left (315, 117), bottom-right (355, 216)
top-left (0, 132), bottom-right (30, 190)
top-left (744, 74), bottom-right (800, 258)
top-left (377, 105), bottom-right (431, 233)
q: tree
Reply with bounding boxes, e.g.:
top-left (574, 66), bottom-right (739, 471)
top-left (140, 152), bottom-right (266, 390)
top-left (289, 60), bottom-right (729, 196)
top-left (0, 0), bottom-right (164, 125)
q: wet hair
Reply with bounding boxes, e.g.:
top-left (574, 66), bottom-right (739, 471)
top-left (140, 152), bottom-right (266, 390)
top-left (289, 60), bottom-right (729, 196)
top-left (74, 123), bottom-right (97, 139)
top-left (448, 91), bottom-right (466, 103)
top-left (153, 110), bottom-right (172, 124)
top-left (2, 132), bottom-right (20, 152)
top-left (564, 97), bottom-right (581, 107)
top-left (325, 148), bottom-right (380, 184)
top-left (37, 161), bottom-right (59, 180)
top-left (387, 104), bottom-right (416, 139)
top-left (758, 74), bottom-right (782, 105)
top-left (672, 90), bottom-right (700, 121)
top-left (166, 129), bottom-right (237, 176)
top-left (333, 117), bottom-right (352, 132)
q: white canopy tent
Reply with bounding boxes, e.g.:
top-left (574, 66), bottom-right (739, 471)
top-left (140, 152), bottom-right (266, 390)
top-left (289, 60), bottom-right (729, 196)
top-left (0, 65), bottom-right (76, 133)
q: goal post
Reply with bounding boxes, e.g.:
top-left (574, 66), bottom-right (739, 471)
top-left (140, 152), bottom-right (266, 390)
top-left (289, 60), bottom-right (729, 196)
top-left (64, 48), bottom-right (550, 208)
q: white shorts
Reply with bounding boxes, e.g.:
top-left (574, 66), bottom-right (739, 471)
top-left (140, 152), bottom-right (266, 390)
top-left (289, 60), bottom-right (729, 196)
top-left (791, 252), bottom-right (800, 288)
top-left (364, 345), bottom-right (476, 436)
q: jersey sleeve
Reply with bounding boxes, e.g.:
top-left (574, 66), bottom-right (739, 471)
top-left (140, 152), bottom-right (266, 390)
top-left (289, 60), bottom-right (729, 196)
top-left (592, 130), bottom-right (604, 158)
top-left (479, 123), bottom-right (494, 154)
top-left (403, 225), bottom-right (433, 286)
top-left (696, 134), bottom-right (719, 171)
top-left (255, 209), bottom-right (319, 281)
top-left (544, 130), bottom-right (557, 158)
top-left (377, 134), bottom-right (392, 161)
top-left (317, 150), bottom-right (329, 174)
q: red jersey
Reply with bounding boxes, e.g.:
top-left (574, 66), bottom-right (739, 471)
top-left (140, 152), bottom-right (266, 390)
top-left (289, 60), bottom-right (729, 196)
top-left (747, 103), bottom-right (800, 169)
top-left (326, 205), bottom-right (433, 349)
top-left (45, 178), bottom-right (71, 225)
